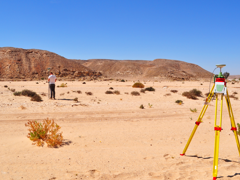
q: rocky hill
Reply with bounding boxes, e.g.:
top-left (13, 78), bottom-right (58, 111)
top-left (0, 47), bottom-right (212, 81)
top-left (75, 59), bottom-right (212, 81)
top-left (0, 47), bottom-right (101, 80)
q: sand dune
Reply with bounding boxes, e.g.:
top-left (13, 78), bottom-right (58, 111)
top-left (0, 80), bottom-right (240, 180)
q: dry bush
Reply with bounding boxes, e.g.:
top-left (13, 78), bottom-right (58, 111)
top-left (25, 119), bottom-right (63, 147)
top-left (59, 83), bottom-right (67, 87)
top-left (82, 82), bottom-right (86, 84)
top-left (189, 89), bottom-right (202, 97)
top-left (22, 89), bottom-right (36, 97)
top-left (171, 90), bottom-right (178, 93)
top-left (105, 90), bottom-right (113, 94)
top-left (109, 87), bottom-right (114, 90)
top-left (14, 91), bottom-right (22, 96)
top-left (120, 79), bottom-right (125, 82)
top-left (20, 105), bottom-right (26, 110)
top-left (77, 90), bottom-right (82, 94)
top-left (145, 87), bottom-right (155, 91)
top-left (182, 91), bottom-right (198, 100)
top-left (73, 97), bottom-right (78, 102)
top-left (132, 82), bottom-right (144, 88)
top-left (114, 90), bottom-right (120, 95)
top-left (233, 92), bottom-right (238, 95)
top-left (85, 92), bottom-right (93, 95)
top-left (40, 92), bottom-right (47, 96)
top-left (164, 93), bottom-right (171, 96)
top-left (60, 93), bottom-right (64, 96)
top-left (31, 94), bottom-right (42, 102)
top-left (131, 91), bottom-right (140, 96)
top-left (4, 85), bottom-right (8, 88)
top-left (124, 92), bottom-right (129, 95)
top-left (10, 89), bottom-right (15, 92)
top-left (140, 89), bottom-right (145, 93)
top-left (139, 104), bottom-right (144, 109)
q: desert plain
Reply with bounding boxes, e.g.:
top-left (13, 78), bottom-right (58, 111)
top-left (0, 80), bottom-right (240, 180)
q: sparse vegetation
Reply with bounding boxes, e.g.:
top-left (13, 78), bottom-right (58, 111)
top-left (14, 91), bottom-right (22, 96)
top-left (164, 93), bottom-right (171, 96)
top-left (148, 103), bottom-right (153, 108)
top-left (237, 123), bottom-right (240, 136)
top-left (14, 89), bottom-right (42, 102)
top-left (182, 89), bottom-right (202, 100)
top-left (175, 100), bottom-right (183, 105)
top-left (190, 108), bottom-right (197, 113)
top-left (124, 92), bottom-right (129, 95)
top-left (73, 97), bottom-right (78, 102)
top-left (82, 82), bottom-right (86, 84)
top-left (25, 119), bottom-right (63, 147)
top-left (170, 90), bottom-right (178, 93)
top-left (120, 79), bottom-right (125, 82)
top-left (109, 87), bottom-right (114, 90)
top-left (114, 90), bottom-right (120, 95)
top-left (85, 92), bottom-right (93, 95)
top-left (4, 85), bottom-right (8, 88)
top-left (189, 89), bottom-right (202, 97)
top-left (145, 87), bottom-right (155, 91)
top-left (131, 91), bottom-right (140, 96)
top-left (233, 92), bottom-right (238, 95)
top-left (132, 82), bottom-right (144, 88)
top-left (20, 105), bottom-right (26, 110)
top-left (77, 90), bottom-right (82, 94)
top-left (31, 94), bottom-right (42, 102)
top-left (140, 89), bottom-right (145, 93)
top-left (59, 83), bottom-right (67, 87)
top-left (139, 104), bottom-right (144, 109)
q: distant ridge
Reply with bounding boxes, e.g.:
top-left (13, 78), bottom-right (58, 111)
top-left (0, 47), bottom-right (212, 80)
top-left (74, 59), bottom-right (212, 80)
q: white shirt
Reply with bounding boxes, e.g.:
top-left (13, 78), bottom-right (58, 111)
top-left (48, 75), bottom-right (57, 84)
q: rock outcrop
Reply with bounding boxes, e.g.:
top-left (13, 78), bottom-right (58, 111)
top-left (0, 47), bottom-right (102, 80)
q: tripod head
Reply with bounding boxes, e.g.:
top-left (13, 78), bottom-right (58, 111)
top-left (216, 64), bottom-right (226, 78)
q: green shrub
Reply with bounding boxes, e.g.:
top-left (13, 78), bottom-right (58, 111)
top-left (145, 87), bottom-right (155, 91)
top-left (175, 100), bottom-right (183, 105)
top-left (237, 123), bottom-right (240, 136)
top-left (59, 83), bottom-right (67, 87)
top-left (190, 108), bottom-right (197, 113)
top-left (120, 79), bottom-right (125, 82)
top-left (14, 91), bottom-right (22, 96)
top-left (139, 104), bottom-right (144, 109)
top-left (132, 82), bottom-right (144, 88)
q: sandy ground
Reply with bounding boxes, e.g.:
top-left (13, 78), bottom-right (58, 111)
top-left (0, 80), bottom-right (240, 180)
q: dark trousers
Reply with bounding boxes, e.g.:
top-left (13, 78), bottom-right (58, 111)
top-left (49, 84), bottom-right (55, 99)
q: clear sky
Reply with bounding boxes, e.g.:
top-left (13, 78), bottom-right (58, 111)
top-left (1, 0), bottom-right (239, 75)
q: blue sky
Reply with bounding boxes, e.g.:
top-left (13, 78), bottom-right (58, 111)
top-left (1, 0), bottom-right (239, 74)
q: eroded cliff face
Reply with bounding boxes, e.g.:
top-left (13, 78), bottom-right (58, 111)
top-left (0, 47), bottom-right (102, 80)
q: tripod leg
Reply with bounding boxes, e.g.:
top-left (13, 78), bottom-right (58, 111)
top-left (213, 94), bottom-right (223, 180)
top-left (180, 85), bottom-right (215, 156)
top-left (225, 90), bottom-right (240, 156)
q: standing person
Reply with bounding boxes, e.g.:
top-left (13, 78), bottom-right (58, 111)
top-left (48, 72), bottom-right (57, 99)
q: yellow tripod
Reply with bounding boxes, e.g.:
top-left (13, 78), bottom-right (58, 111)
top-left (180, 65), bottom-right (240, 180)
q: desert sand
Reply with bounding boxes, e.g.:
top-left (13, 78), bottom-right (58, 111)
top-left (0, 80), bottom-right (240, 180)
